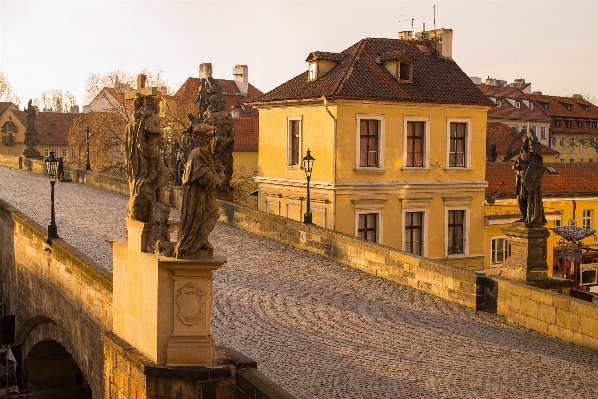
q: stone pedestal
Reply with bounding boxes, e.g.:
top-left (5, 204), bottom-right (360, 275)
top-left (501, 223), bottom-right (549, 282)
top-left (113, 218), bottom-right (225, 366)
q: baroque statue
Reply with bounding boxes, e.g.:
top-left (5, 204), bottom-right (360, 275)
top-left (125, 94), bottom-right (172, 254)
top-left (22, 99), bottom-right (41, 158)
top-left (175, 123), bottom-right (224, 259)
top-left (513, 127), bottom-right (546, 227)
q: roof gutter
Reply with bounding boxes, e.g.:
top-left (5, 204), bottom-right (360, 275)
top-left (323, 96), bottom-right (337, 231)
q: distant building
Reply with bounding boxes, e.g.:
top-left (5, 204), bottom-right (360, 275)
top-left (486, 122), bottom-right (559, 163)
top-left (0, 102), bottom-right (79, 165)
top-left (251, 34), bottom-right (493, 270)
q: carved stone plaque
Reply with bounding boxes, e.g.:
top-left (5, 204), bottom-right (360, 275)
top-left (176, 282), bottom-right (205, 326)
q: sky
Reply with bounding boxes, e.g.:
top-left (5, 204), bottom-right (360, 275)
top-left (1, 0), bottom-right (597, 109)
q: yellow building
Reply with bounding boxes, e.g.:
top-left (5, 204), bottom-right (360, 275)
top-left (251, 36), bottom-right (493, 269)
top-left (0, 101), bottom-right (80, 164)
top-left (485, 162), bottom-right (598, 273)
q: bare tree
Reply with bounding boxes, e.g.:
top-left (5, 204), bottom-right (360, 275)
top-left (34, 89), bottom-right (77, 112)
top-left (0, 70), bottom-right (21, 105)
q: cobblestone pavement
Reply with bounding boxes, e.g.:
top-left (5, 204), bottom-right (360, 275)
top-left (2, 166), bottom-right (598, 398)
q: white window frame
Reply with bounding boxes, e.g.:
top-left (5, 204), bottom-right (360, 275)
top-left (540, 126), bottom-right (546, 139)
top-left (515, 101), bottom-right (521, 109)
top-left (496, 100), bottom-right (502, 108)
top-left (490, 236), bottom-right (509, 266)
top-left (583, 209), bottom-right (593, 230)
top-left (286, 116), bottom-right (303, 168)
top-left (443, 197), bottom-right (472, 257)
top-left (355, 114), bottom-right (385, 170)
top-left (530, 102), bottom-right (534, 110)
top-left (403, 116), bottom-right (430, 169)
top-left (44, 148), bottom-right (49, 157)
top-left (400, 199), bottom-right (430, 257)
top-left (308, 62), bottom-right (317, 81)
top-left (445, 118), bottom-right (472, 169)
top-left (62, 148), bottom-right (67, 157)
top-left (71, 148), bottom-right (76, 157)
top-left (353, 199), bottom-right (386, 244)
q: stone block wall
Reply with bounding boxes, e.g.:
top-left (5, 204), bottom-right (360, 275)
top-left (69, 169), bottom-right (128, 196)
top-left (492, 276), bottom-right (598, 351)
top-left (217, 201), bottom-right (486, 310)
top-left (0, 198), bottom-right (113, 398)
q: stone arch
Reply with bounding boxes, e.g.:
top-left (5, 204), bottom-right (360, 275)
top-left (16, 316), bottom-right (94, 397)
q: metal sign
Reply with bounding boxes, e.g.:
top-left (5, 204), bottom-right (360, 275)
top-left (551, 219), bottom-right (596, 244)
top-left (580, 263), bottom-right (598, 286)
top-left (560, 247), bottom-right (582, 261)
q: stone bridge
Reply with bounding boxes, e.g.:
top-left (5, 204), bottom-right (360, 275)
top-left (1, 162), bottom-right (598, 398)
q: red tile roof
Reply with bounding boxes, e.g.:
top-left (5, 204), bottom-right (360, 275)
top-left (232, 118), bottom-right (258, 151)
top-left (528, 93), bottom-right (598, 120)
top-left (253, 38), bottom-right (493, 105)
top-left (0, 102), bottom-right (16, 116)
top-left (478, 85), bottom-right (551, 122)
top-left (12, 111), bottom-right (78, 146)
top-left (486, 161), bottom-right (598, 197)
top-left (487, 122), bottom-right (558, 157)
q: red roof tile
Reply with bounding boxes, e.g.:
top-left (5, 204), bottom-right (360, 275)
top-left (478, 85), bottom-right (551, 122)
top-left (254, 38), bottom-right (493, 105)
top-left (19, 111), bottom-right (79, 146)
top-left (487, 122), bottom-right (558, 157)
top-left (486, 162), bottom-right (598, 197)
top-left (528, 93), bottom-right (598, 120)
top-left (232, 118), bottom-right (258, 151)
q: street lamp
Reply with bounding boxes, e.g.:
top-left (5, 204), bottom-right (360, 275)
top-left (85, 126), bottom-right (91, 171)
top-left (44, 151), bottom-right (60, 241)
top-left (302, 148), bottom-right (315, 225)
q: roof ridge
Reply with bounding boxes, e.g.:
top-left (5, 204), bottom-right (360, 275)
top-left (330, 38), bottom-right (368, 97)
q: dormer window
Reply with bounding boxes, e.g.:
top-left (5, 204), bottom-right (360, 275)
top-left (561, 102), bottom-right (573, 111)
top-left (308, 62), bottom-right (317, 81)
top-left (529, 102), bottom-right (534, 110)
top-left (496, 100), bottom-right (502, 108)
top-left (565, 120), bottom-right (572, 128)
top-left (577, 120), bottom-right (583, 128)
top-left (378, 50), bottom-right (414, 83)
top-left (555, 120), bottom-right (561, 127)
top-left (305, 52), bottom-right (344, 82)
top-left (515, 101), bottom-right (521, 109)
top-left (580, 103), bottom-right (591, 112)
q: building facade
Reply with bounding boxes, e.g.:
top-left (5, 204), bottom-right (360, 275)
top-left (252, 36), bottom-right (493, 269)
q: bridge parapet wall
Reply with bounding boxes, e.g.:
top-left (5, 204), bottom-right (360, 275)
top-left (217, 201), bottom-right (485, 310)
top-left (0, 197), bottom-right (113, 397)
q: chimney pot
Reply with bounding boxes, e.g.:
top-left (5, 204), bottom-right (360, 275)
top-left (199, 63), bottom-right (213, 80)
top-left (233, 65), bottom-right (249, 96)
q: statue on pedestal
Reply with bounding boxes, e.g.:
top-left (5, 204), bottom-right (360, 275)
top-left (22, 99), bottom-right (41, 158)
top-left (175, 123), bottom-right (224, 259)
top-left (513, 127), bottom-right (546, 227)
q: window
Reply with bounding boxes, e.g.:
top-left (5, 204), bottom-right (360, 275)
top-left (570, 138), bottom-right (575, 147)
top-left (71, 148), bottom-right (76, 157)
top-left (554, 214), bottom-right (562, 228)
top-left (563, 103), bottom-right (573, 111)
top-left (565, 120), bottom-right (572, 128)
top-left (404, 212), bottom-right (423, 255)
top-left (551, 137), bottom-right (556, 146)
top-left (308, 62), bottom-right (317, 81)
top-left (590, 159), bottom-right (594, 162)
top-left (399, 62), bottom-right (412, 81)
top-left (449, 122), bottom-right (467, 167)
top-left (491, 237), bottom-right (509, 265)
top-left (540, 126), bottom-right (546, 139)
top-left (44, 148), bottom-right (49, 157)
top-left (496, 100), bottom-right (502, 108)
top-left (62, 148), bottom-right (67, 157)
top-left (541, 102), bottom-right (550, 110)
top-left (577, 121), bottom-right (583, 128)
top-left (54, 148), bottom-right (59, 157)
top-left (286, 116), bottom-right (302, 166)
top-left (555, 120), bottom-right (561, 128)
top-left (581, 104), bottom-right (591, 112)
top-left (447, 210), bottom-right (465, 254)
top-left (559, 138), bottom-right (564, 149)
top-left (406, 121), bottom-right (425, 167)
top-left (583, 210), bottom-right (593, 230)
top-left (560, 158), bottom-right (564, 163)
top-left (356, 114), bottom-right (385, 169)
top-left (529, 102), bottom-right (534, 110)
top-left (580, 158), bottom-right (584, 162)
top-left (570, 158), bottom-right (574, 163)
top-left (515, 101), bottom-right (521, 109)
top-left (358, 213), bottom-right (377, 242)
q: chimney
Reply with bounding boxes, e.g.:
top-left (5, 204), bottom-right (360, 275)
top-left (469, 76), bottom-right (482, 86)
top-left (398, 31), bottom-right (413, 40)
top-left (70, 105), bottom-right (79, 113)
top-left (532, 91), bottom-right (542, 95)
top-left (233, 65), bottom-right (249, 96)
top-left (137, 74), bottom-right (146, 90)
top-left (199, 63), bottom-right (213, 80)
top-left (572, 94), bottom-right (583, 99)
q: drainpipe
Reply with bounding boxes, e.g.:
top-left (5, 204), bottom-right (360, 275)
top-left (572, 199), bottom-right (576, 222)
top-left (323, 97), bottom-right (337, 230)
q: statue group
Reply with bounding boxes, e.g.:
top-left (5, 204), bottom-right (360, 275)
top-left (125, 77), bottom-right (234, 259)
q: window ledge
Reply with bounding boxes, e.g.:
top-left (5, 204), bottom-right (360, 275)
top-left (445, 253), bottom-right (468, 258)
top-left (284, 165), bottom-right (302, 170)
top-left (401, 167), bottom-right (431, 171)
top-left (354, 167), bottom-right (387, 172)
top-left (443, 167), bottom-right (473, 171)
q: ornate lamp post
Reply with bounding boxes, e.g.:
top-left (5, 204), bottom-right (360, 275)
top-left (44, 151), bottom-right (60, 241)
top-left (302, 149), bottom-right (315, 225)
top-left (85, 126), bottom-right (91, 171)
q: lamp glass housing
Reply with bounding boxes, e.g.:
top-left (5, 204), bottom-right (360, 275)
top-left (44, 151), bottom-right (60, 181)
top-left (302, 149), bottom-right (315, 178)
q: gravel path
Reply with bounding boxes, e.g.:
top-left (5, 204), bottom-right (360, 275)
top-left (2, 166), bottom-right (598, 398)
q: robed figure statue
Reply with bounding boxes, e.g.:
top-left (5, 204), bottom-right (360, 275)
top-left (513, 128), bottom-right (546, 227)
top-left (175, 123), bottom-right (224, 259)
